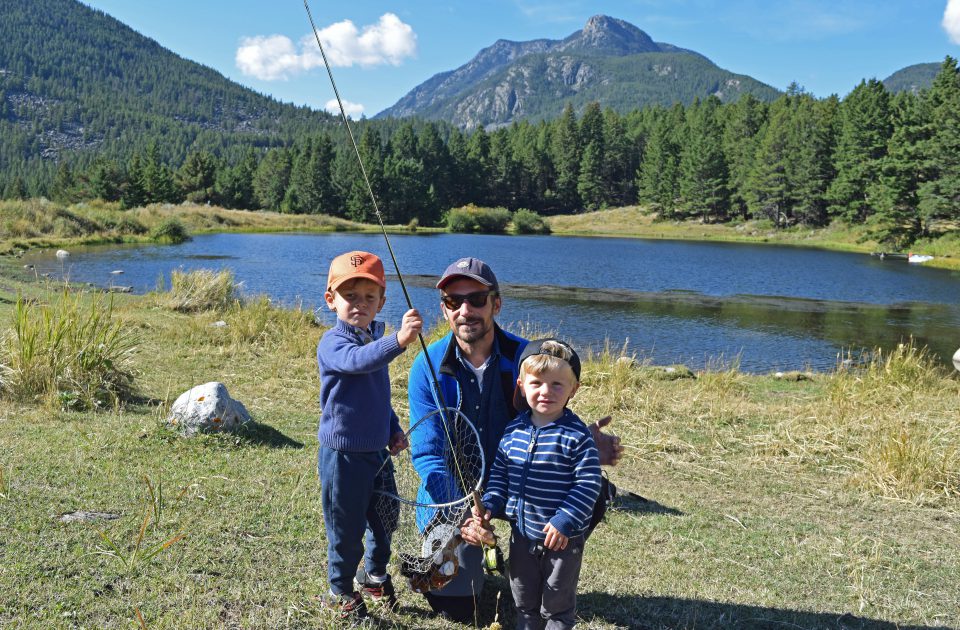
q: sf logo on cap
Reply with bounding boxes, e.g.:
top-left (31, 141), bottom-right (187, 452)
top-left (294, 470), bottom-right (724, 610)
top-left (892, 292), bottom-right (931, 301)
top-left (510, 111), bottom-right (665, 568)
top-left (350, 255), bottom-right (365, 268)
top-left (457, 260), bottom-right (469, 268)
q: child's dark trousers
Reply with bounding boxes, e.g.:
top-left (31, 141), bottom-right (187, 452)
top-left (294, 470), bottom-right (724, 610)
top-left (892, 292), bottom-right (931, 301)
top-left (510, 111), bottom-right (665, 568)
top-left (318, 446), bottom-right (398, 594)
top-left (509, 528), bottom-right (585, 630)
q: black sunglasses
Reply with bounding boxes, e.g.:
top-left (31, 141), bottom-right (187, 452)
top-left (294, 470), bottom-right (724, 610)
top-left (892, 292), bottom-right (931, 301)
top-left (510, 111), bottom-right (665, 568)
top-left (440, 290), bottom-right (497, 310)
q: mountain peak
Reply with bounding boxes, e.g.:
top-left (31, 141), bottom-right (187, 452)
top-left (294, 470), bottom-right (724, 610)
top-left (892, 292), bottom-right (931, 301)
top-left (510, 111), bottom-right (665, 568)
top-left (559, 14), bottom-right (659, 54)
top-left (376, 15), bottom-right (779, 128)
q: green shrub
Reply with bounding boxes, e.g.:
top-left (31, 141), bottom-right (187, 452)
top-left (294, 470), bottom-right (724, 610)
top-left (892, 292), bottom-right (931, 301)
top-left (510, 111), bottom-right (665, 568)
top-left (511, 208), bottom-right (550, 234)
top-left (159, 269), bottom-right (241, 313)
top-left (445, 207), bottom-right (476, 233)
top-left (473, 207), bottom-right (511, 233)
top-left (445, 205), bottom-right (512, 233)
top-left (0, 292), bottom-right (139, 409)
top-left (150, 218), bottom-right (190, 244)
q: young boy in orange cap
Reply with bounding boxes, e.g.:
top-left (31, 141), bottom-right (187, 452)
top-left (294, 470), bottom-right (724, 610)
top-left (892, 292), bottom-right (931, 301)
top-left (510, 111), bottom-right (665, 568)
top-left (317, 250), bottom-right (422, 621)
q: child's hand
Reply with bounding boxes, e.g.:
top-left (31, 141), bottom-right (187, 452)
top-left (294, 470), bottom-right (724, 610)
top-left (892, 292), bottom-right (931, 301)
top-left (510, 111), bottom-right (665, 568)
top-left (388, 430), bottom-right (408, 455)
top-left (396, 308), bottom-right (423, 348)
top-left (542, 523), bottom-right (568, 551)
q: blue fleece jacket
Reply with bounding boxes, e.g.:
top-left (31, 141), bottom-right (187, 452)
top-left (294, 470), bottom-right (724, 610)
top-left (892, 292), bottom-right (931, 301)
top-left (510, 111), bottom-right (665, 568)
top-left (317, 318), bottom-right (405, 452)
top-left (408, 325), bottom-right (527, 527)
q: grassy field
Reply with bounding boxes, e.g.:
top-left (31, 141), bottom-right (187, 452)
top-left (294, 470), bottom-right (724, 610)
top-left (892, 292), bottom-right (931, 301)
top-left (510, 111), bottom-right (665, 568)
top-left (0, 199), bottom-right (431, 257)
top-left (0, 269), bottom-right (957, 629)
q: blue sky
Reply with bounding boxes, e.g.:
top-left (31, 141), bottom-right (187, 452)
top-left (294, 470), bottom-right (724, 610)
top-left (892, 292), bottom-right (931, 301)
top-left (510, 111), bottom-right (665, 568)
top-left (81, 1), bottom-right (960, 118)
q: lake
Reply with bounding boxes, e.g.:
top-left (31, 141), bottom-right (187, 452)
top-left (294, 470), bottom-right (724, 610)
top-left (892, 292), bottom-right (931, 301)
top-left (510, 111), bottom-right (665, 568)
top-left (21, 232), bottom-right (960, 373)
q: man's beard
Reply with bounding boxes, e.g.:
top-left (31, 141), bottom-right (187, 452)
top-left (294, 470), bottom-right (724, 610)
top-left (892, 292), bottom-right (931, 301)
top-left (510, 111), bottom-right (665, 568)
top-left (453, 316), bottom-right (490, 344)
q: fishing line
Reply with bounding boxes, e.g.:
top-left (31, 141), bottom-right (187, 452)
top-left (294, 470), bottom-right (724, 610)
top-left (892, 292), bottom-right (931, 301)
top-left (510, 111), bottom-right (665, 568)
top-left (303, 0), bottom-right (469, 490)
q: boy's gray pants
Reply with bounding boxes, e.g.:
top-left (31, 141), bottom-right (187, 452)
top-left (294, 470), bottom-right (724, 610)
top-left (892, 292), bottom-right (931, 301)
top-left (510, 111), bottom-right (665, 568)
top-left (509, 528), bottom-right (585, 630)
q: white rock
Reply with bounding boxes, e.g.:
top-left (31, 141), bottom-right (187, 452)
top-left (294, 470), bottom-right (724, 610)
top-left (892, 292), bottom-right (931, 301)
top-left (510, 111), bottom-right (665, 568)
top-left (167, 382), bottom-right (251, 436)
top-left (954, 347), bottom-right (960, 373)
top-left (211, 320), bottom-right (227, 328)
top-left (774, 371), bottom-right (785, 379)
top-left (55, 249), bottom-right (69, 259)
top-left (110, 270), bottom-right (124, 275)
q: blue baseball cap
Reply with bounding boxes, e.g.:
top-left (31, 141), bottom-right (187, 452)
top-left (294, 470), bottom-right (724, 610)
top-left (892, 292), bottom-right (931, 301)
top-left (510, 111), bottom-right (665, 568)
top-left (436, 257), bottom-right (499, 292)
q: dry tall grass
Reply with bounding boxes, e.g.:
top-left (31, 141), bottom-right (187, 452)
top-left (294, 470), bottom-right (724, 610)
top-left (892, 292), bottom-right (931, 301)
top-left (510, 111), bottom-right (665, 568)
top-left (155, 269), bottom-right (242, 313)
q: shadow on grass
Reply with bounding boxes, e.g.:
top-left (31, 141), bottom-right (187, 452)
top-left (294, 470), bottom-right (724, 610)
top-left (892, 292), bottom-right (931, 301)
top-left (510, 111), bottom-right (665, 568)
top-left (613, 489), bottom-right (684, 517)
top-left (578, 593), bottom-right (951, 630)
top-left (234, 421), bottom-right (304, 449)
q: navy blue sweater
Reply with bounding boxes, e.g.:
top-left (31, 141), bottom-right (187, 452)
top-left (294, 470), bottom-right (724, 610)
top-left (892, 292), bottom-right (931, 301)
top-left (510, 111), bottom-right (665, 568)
top-left (482, 409), bottom-right (601, 540)
top-left (317, 319), bottom-right (405, 452)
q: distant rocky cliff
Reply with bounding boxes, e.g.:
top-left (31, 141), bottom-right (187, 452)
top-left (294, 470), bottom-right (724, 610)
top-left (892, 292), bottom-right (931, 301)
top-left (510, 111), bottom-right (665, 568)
top-left (376, 15), bottom-right (779, 129)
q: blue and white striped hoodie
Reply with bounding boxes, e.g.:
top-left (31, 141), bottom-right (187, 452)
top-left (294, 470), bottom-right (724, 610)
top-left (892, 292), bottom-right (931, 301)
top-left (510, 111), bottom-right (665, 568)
top-left (482, 409), bottom-right (601, 540)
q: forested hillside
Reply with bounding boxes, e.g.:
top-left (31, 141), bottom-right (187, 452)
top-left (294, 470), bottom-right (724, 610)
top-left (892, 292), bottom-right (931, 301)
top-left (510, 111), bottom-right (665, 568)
top-left (0, 0), bottom-right (341, 194)
top-left (883, 63), bottom-right (940, 94)
top-left (1, 1), bottom-right (958, 249)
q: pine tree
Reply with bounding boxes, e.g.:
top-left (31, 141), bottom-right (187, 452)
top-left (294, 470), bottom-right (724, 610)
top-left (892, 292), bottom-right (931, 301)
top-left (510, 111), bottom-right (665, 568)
top-left (489, 128), bottom-right (519, 208)
top-left (552, 103), bottom-right (581, 211)
top-left (722, 94), bottom-right (767, 219)
top-left (466, 127), bottom-right (492, 206)
top-left (215, 148), bottom-right (258, 210)
top-left (746, 97), bottom-right (791, 227)
top-left (679, 97), bottom-right (728, 222)
top-left (917, 56), bottom-right (960, 227)
top-left (176, 149), bottom-right (216, 203)
top-left (417, 123), bottom-right (452, 222)
top-left (383, 154), bottom-right (430, 224)
top-left (637, 104), bottom-right (684, 216)
top-left (827, 79), bottom-right (892, 222)
top-left (51, 161), bottom-right (78, 203)
top-left (577, 103), bottom-right (606, 210)
top-left (87, 158), bottom-right (124, 202)
top-left (602, 108), bottom-right (637, 207)
top-left (446, 128), bottom-right (470, 208)
top-left (120, 153), bottom-right (148, 209)
top-left (787, 95), bottom-right (835, 226)
top-left (344, 128), bottom-right (385, 222)
top-left (284, 135), bottom-right (337, 214)
top-left (142, 142), bottom-right (179, 204)
top-left (253, 148), bottom-right (292, 212)
top-left (867, 91), bottom-right (928, 246)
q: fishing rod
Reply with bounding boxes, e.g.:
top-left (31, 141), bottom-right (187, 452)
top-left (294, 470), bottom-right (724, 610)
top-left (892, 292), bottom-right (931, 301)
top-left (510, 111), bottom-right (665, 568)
top-left (303, 0), bottom-right (472, 491)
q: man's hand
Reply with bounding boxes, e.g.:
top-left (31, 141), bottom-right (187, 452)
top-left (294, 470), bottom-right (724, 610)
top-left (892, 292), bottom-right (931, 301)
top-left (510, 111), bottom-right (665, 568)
top-left (542, 523), bottom-right (568, 551)
top-left (591, 416), bottom-right (624, 466)
top-left (460, 509), bottom-right (496, 547)
top-left (387, 430), bottom-right (409, 455)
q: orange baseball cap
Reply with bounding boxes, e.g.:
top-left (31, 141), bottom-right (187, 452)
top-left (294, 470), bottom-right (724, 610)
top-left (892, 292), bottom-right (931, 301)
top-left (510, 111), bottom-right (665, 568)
top-left (327, 251), bottom-right (386, 292)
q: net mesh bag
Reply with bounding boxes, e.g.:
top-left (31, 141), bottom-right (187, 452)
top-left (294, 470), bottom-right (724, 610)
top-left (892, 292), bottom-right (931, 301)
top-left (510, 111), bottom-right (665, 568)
top-left (373, 407), bottom-right (485, 593)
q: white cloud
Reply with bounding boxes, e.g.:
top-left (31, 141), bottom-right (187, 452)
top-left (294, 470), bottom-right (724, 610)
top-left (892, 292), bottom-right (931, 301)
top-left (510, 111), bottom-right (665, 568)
top-left (945, 0), bottom-right (960, 44)
top-left (236, 34), bottom-right (304, 81)
top-left (236, 13), bottom-right (417, 81)
top-left (325, 98), bottom-right (365, 118)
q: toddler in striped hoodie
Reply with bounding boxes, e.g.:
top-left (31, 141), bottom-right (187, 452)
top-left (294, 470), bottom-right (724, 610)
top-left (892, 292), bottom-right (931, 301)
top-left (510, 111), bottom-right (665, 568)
top-left (478, 338), bottom-right (601, 630)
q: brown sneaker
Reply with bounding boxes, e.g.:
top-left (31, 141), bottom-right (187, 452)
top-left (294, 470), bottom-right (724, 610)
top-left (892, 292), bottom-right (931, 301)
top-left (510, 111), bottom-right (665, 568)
top-left (323, 590), bottom-right (368, 621)
top-left (356, 568), bottom-right (399, 610)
